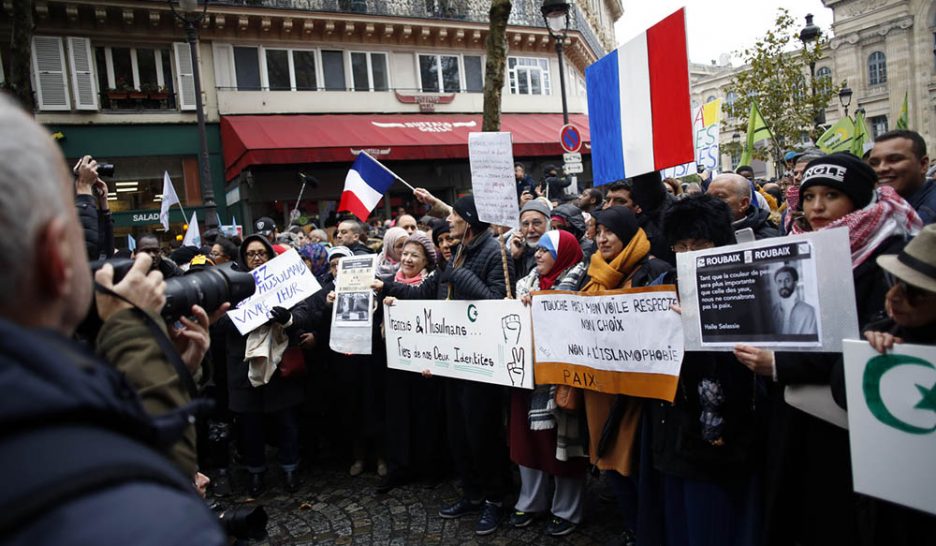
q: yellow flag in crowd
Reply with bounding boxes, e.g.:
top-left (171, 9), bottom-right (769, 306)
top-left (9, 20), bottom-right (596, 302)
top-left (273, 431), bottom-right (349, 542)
top-left (739, 101), bottom-right (771, 166)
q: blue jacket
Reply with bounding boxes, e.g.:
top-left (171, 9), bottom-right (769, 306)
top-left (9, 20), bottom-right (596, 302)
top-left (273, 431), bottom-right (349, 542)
top-left (908, 179), bottom-right (936, 225)
top-left (0, 318), bottom-right (225, 546)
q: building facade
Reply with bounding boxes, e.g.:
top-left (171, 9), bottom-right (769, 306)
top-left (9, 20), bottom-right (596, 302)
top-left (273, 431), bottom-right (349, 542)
top-left (0, 0), bottom-right (621, 243)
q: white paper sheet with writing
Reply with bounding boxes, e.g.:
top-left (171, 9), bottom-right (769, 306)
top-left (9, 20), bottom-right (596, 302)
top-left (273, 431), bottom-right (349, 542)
top-left (469, 132), bottom-right (519, 229)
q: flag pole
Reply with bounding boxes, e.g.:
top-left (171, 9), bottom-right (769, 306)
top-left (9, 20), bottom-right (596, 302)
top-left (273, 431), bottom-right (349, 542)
top-left (359, 150), bottom-right (451, 209)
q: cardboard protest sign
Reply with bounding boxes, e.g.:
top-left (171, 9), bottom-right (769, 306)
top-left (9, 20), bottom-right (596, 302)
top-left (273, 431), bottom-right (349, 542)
top-left (676, 228), bottom-right (859, 352)
top-left (385, 299), bottom-right (534, 389)
top-left (531, 287), bottom-right (684, 401)
top-left (468, 132), bottom-right (519, 228)
top-left (330, 255), bottom-right (377, 355)
top-left (226, 248), bottom-right (322, 335)
top-left (661, 99), bottom-right (722, 178)
top-left (843, 340), bottom-right (936, 515)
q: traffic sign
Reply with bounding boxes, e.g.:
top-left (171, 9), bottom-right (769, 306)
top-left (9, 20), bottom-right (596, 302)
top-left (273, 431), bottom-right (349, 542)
top-left (563, 152), bottom-right (582, 163)
top-left (563, 162), bottom-right (584, 174)
top-left (559, 124), bottom-right (582, 153)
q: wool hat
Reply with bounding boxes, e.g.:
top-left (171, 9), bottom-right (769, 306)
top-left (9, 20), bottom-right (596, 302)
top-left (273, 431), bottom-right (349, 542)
top-left (451, 195), bottom-right (489, 232)
top-left (630, 171), bottom-right (667, 213)
top-left (432, 223), bottom-right (451, 246)
top-left (662, 194), bottom-right (737, 247)
top-left (327, 245), bottom-right (353, 261)
top-left (877, 224), bottom-right (936, 294)
top-left (799, 152), bottom-right (876, 209)
top-left (592, 205), bottom-right (640, 244)
top-left (520, 199), bottom-right (551, 221)
top-left (404, 230), bottom-right (438, 271)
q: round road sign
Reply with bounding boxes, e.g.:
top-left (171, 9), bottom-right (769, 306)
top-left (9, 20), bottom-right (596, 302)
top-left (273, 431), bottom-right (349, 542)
top-left (559, 124), bottom-right (582, 153)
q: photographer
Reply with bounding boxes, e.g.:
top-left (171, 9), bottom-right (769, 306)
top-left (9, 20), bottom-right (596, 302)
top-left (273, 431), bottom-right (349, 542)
top-left (74, 154), bottom-right (114, 261)
top-left (0, 95), bottom-right (225, 544)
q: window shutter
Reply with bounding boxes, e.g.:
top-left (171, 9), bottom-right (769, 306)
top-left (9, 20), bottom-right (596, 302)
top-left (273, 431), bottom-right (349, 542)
top-left (173, 42), bottom-right (197, 111)
top-left (67, 37), bottom-right (98, 110)
top-left (212, 43), bottom-right (235, 90)
top-left (31, 36), bottom-right (70, 111)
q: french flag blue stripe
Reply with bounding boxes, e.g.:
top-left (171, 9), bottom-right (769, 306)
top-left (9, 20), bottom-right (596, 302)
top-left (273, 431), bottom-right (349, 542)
top-left (353, 153), bottom-right (395, 194)
top-left (586, 50), bottom-right (624, 187)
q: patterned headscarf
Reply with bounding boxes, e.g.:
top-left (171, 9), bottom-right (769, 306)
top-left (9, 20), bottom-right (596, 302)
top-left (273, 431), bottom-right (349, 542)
top-left (536, 230), bottom-right (583, 290)
top-left (299, 243), bottom-right (329, 281)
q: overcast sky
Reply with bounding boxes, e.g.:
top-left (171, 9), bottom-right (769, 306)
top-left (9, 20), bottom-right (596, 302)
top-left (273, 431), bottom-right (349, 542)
top-left (614, 0), bottom-right (834, 66)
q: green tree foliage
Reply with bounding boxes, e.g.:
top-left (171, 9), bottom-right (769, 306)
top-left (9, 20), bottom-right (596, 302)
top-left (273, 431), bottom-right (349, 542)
top-left (723, 8), bottom-right (841, 161)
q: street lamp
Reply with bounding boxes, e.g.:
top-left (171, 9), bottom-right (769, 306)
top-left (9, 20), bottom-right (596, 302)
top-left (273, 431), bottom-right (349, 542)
top-left (541, 0), bottom-right (571, 125)
top-left (838, 85), bottom-right (853, 119)
top-left (799, 13), bottom-right (821, 136)
top-left (168, 0), bottom-right (217, 228)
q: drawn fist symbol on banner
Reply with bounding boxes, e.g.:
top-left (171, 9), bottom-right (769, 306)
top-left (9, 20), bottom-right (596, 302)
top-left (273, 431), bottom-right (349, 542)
top-left (507, 347), bottom-right (525, 386)
top-left (501, 314), bottom-right (522, 345)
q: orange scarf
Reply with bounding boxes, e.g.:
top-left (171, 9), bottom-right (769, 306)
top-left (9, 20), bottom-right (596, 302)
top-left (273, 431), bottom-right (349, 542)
top-left (582, 228), bottom-right (650, 292)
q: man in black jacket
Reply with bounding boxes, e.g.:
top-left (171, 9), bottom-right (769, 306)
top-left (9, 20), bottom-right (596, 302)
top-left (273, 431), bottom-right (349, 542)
top-left (335, 218), bottom-right (375, 255)
top-left (74, 155), bottom-right (114, 260)
top-left (707, 173), bottom-right (779, 240)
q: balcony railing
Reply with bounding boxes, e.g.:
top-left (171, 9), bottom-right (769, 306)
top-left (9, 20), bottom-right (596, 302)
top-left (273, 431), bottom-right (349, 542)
top-left (205, 0), bottom-right (607, 55)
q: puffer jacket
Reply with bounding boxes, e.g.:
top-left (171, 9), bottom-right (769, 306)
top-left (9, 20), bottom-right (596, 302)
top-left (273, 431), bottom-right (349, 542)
top-left (387, 230), bottom-right (513, 301)
top-left (733, 205), bottom-right (779, 240)
top-left (76, 194), bottom-right (113, 261)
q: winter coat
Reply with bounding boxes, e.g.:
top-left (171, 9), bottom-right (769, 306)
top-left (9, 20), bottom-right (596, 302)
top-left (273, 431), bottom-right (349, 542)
top-left (76, 194), bottom-right (113, 261)
top-left (734, 205), bottom-right (780, 240)
top-left (908, 179), bottom-right (936, 225)
top-left (516, 174), bottom-right (536, 199)
top-left (0, 316), bottom-right (225, 546)
top-left (551, 204), bottom-right (588, 239)
top-left (515, 244), bottom-right (537, 280)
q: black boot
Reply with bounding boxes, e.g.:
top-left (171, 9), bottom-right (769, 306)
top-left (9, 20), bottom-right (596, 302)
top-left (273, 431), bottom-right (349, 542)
top-left (284, 470), bottom-right (300, 493)
top-left (248, 472), bottom-right (265, 497)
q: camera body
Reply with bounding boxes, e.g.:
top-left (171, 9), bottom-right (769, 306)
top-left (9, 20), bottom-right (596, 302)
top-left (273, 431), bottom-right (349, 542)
top-left (73, 161), bottom-right (115, 178)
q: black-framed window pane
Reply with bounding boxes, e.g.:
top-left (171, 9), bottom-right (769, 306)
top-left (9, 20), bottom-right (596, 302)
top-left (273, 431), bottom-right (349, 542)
top-left (441, 55), bottom-right (460, 93)
top-left (294, 50), bottom-right (317, 90)
top-left (419, 55), bottom-right (439, 92)
top-left (464, 55), bottom-right (482, 92)
top-left (265, 49), bottom-right (290, 90)
top-left (322, 50), bottom-right (346, 91)
top-left (137, 48), bottom-right (158, 88)
top-left (371, 53), bottom-right (388, 91)
top-left (95, 47), bottom-right (108, 93)
top-left (111, 47), bottom-right (133, 89)
top-left (518, 69), bottom-right (529, 94)
top-left (351, 52), bottom-right (369, 91)
top-left (234, 47), bottom-right (261, 90)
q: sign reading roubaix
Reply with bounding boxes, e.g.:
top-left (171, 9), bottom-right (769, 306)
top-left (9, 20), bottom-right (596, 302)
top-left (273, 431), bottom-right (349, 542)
top-left (384, 299), bottom-right (534, 389)
top-left (531, 287), bottom-right (684, 402)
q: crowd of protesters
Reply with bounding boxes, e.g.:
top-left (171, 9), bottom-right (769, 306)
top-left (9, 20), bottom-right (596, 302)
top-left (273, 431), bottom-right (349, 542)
top-left (2, 86), bottom-right (936, 546)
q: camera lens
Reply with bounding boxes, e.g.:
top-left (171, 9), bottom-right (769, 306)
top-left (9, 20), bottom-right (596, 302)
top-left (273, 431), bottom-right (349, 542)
top-left (97, 163), bottom-right (115, 177)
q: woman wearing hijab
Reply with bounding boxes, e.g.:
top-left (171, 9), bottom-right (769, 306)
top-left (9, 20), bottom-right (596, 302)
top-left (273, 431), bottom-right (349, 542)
top-left (375, 227), bottom-right (408, 277)
top-left (298, 242), bottom-right (330, 284)
top-left (508, 230), bottom-right (588, 537)
top-left (733, 153), bottom-right (922, 545)
top-left (572, 206), bottom-right (672, 544)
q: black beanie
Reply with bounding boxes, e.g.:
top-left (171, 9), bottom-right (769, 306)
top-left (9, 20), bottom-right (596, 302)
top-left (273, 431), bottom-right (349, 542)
top-left (432, 222), bottom-right (451, 246)
top-left (799, 152), bottom-right (876, 210)
top-left (452, 195), bottom-right (489, 233)
top-left (662, 194), bottom-right (737, 247)
top-left (592, 205), bottom-right (640, 244)
top-left (630, 171), bottom-right (665, 213)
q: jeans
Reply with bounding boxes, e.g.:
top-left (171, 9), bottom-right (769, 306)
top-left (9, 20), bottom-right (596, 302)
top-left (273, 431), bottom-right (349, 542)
top-left (241, 406), bottom-right (300, 474)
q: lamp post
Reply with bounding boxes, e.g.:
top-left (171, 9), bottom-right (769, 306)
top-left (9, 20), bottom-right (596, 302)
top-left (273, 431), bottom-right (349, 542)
top-left (541, 0), bottom-right (571, 125)
top-left (169, 0), bottom-right (217, 228)
top-left (838, 85), bottom-right (853, 119)
top-left (799, 13), bottom-right (821, 136)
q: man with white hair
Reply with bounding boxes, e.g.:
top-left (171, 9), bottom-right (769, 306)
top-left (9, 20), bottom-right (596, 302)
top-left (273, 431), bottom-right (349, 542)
top-left (707, 173), bottom-right (779, 239)
top-left (0, 96), bottom-right (224, 544)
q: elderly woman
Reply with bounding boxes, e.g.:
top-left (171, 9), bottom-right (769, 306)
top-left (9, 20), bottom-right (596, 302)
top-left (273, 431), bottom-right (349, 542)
top-left (733, 153), bottom-right (922, 545)
top-left (375, 226), bottom-right (407, 277)
top-left (508, 230), bottom-right (587, 537)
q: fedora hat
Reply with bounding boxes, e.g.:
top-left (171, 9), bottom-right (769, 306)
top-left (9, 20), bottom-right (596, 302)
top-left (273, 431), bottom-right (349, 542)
top-left (877, 224), bottom-right (936, 294)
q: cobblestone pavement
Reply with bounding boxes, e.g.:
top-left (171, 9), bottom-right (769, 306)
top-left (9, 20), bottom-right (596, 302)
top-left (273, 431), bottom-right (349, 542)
top-left (214, 463), bottom-right (622, 545)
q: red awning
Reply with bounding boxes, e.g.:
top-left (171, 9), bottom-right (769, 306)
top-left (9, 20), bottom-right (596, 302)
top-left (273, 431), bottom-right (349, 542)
top-left (220, 113), bottom-right (590, 181)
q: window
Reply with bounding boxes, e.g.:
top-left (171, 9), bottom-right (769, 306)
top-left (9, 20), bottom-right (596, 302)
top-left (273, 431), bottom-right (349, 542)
top-left (816, 66), bottom-right (832, 93)
top-left (293, 50), bottom-right (318, 90)
top-left (508, 56), bottom-right (551, 96)
top-left (350, 52), bottom-right (389, 92)
top-left (233, 47), bottom-right (261, 90)
top-left (868, 51), bottom-right (887, 85)
top-left (870, 115), bottom-right (888, 138)
top-left (705, 95), bottom-right (716, 104)
top-left (464, 55), bottom-right (483, 93)
top-left (264, 49), bottom-right (290, 90)
top-left (95, 46), bottom-right (172, 92)
top-left (230, 47), bottom-right (319, 91)
top-left (725, 91), bottom-right (737, 119)
top-left (321, 50), bottom-right (346, 91)
top-left (418, 54), bottom-right (461, 93)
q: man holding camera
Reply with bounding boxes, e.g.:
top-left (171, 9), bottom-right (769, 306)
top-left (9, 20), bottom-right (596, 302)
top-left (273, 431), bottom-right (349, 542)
top-left (0, 96), bottom-right (225, 544)
top-left (74, 155), bottom-right (114, 261)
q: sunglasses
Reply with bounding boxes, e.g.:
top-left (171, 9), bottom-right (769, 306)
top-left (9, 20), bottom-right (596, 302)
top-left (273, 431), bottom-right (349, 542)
top-left (884, 272), bottom-right (935, 305)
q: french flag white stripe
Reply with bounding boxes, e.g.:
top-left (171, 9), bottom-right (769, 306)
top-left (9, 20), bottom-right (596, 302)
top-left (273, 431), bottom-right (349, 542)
top-left (344, 169), bottom-right (384, 211)
top-left (617, 34), bottom-right (654, 177)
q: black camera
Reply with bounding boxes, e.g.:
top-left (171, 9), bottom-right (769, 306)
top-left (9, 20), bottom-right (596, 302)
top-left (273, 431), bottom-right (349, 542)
top-left (89, 259), bottom-right (257, 321)
top-left (73, 161), bottom-right (115, 178)
top-left (214, 503), bottom-right (268, 541)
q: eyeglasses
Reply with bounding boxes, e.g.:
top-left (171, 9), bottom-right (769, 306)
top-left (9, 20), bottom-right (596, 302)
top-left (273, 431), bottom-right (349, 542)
top-left (672, 241), bottom-right (715, 253)
top-left (520, 219), bottom-right (546, 229)
top-left (245, 251), bottom-right (268, 260)
top-left (885, 273), bottom-right (934, 305)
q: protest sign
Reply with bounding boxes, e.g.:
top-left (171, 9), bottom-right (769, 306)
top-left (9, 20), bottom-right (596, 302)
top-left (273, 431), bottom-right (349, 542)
top-left (330, 255), bottom-right (377, 354)
top-left (385, 299), bottom-right (534, 389)
top-left (469, 131), bottom-right (519, 228)
top-left (531, 287), bottom-right (683, 401)
top-left (227, 248), bottom-right (322, 335)
top-left (661, 99), bottom-right (722, 178)
top-left (843, 340), bottom-right (936, 515)
top-left (676, 228), bottom-right (858, 352)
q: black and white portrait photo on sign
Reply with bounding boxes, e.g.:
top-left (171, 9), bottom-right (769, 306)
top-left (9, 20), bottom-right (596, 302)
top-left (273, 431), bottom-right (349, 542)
top-left (334, 291), bottom-right (372, 326)
top-left (676, 228), bottom-right (859, 352)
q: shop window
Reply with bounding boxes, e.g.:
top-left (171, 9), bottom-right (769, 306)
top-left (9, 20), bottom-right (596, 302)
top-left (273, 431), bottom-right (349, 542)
top-left (350, 52), bottom-right (389, 92)
top-left (418, 54), bottom-right (461, 93)
top-left (508, 56), bottom-right (551, 96)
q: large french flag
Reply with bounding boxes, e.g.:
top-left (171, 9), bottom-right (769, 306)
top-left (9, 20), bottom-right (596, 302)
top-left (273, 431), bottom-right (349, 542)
top-left (338, 152), bottom-right (396, 221)
top-left (586, 9), bottom-right (693, 186)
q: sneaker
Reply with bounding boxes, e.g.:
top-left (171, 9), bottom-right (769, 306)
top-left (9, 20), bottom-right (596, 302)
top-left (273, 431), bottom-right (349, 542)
top-left (475, 501), bottom-right (502, 536)
top-left (438, 497), bottom-right (482, 519)
top-left (508, 510), bottom-right (536, 528)
top-left (545, 516), bottom-right (577, 537)
top-left (349, 460), bottom-right (364, 477)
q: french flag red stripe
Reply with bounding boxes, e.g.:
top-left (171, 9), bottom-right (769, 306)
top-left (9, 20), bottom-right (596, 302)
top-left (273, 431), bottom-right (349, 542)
top-left (646, 9), bottom-right (693, 170)
top-left (338, 190), bottom-right (370, 222)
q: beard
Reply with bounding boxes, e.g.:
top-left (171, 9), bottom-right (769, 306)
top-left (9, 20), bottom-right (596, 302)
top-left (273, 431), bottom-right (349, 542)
top-left (778, 287), bottom-right (794, 298)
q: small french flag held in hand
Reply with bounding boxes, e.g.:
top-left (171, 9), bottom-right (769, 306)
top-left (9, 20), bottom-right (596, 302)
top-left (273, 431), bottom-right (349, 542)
top-left (338, 152), bottom-right (397, 222)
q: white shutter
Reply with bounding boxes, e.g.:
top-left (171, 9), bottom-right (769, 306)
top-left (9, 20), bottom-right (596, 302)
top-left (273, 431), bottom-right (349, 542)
top-left (67, 37), bottom-right (98, 110)
top-left (212, 43), bottom-right (234, 90)
top-left (31, 36), bottom-right (70, 111)
top-left (173, 42), bottom-right (197, 111)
